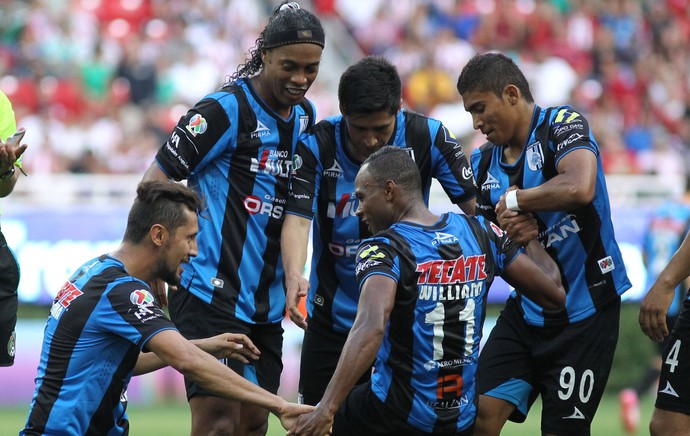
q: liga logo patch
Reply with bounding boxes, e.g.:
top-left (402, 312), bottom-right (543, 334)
top-left (130, 289), bottom-right (155, 306)
top-left (186, 114), bottom-right (207, 136)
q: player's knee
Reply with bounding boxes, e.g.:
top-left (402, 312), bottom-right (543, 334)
top-left (191, 414), bottom-right (239, 436)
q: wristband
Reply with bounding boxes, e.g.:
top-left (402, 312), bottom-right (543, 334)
top-left (505, 189), bottom-right (521, 211)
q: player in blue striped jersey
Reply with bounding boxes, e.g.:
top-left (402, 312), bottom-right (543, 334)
top-left (21, 181), bottom-right (313, 436)
top-left (141, 2), bottom-right (324, 434)
top-left (287, 147), bottom-right (564, 435)
top-left (457, 53), bottom-right (632, 435)
top-left (282, 56), bottom-right (476, 406)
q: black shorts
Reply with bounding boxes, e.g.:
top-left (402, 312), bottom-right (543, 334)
top-left (477, 296), bottom-right (620, 435)
top-left (656, 299), bottom-right (690, 415)
top-left (332, 382), bottom-right (473, 436)
top-left (0, 230), bottom-right (19, 366)
top-left (298, 326), bottom-right (371, 405)
top-left (169, 286), bottom-right (283, 398)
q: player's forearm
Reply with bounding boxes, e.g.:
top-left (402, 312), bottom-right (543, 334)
top-left (141, 161), bottom-right (171, 182)
top-left (281, 214), bottom-right (311, 279)
top-left (133, 352), bottom-right (167, 375)
top-left (512, 176), bottom-right (592, 212)
top-left (182, 345), bottom-right (286, 413)
top-left (655, 233), bottom-right (690, 290)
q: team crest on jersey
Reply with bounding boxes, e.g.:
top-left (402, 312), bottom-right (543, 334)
top-left (299, 114), bottom-right (310, 135)
top-left (526, 141), bottom-right (544, 171)
top-left (186, 114), bottom-right (207, 136)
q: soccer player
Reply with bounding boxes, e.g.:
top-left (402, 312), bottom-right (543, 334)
top-left (286, 146), bottom-right (565, 435)
top-left (140, 2), bottom-right (324, 434)
top-left (620, 195), bottom-right (690, 433)
top-left (457, 52), bottom-right (632, 435)
top-left (21, 181), bottom-right (314, 436)
top-left (639, 207), bottom-right (690, 435)
top-left (281, 55), bottom-right (476, 406)
top-left (0, 89), bottom-right (27, 367)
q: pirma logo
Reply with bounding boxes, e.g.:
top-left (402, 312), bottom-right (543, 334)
top-left (130, 289), bottom-right (154, 306)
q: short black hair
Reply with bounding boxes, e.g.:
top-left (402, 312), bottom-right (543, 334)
top-left (457, 52), bottom-right (534, 103)
top-left (338, 56), bottom-right (401, 116)
top-left (362, 146), bottom-right (422, 195)
top-left (123, 181), bottom-right (203, 244)
top-left (231, 1), bottom-right (324, 80)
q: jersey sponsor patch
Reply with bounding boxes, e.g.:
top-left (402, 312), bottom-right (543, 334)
top-left (432, 232), bottom-right (459, 246)
top-left (357, 244), bottom-right (386, 261)
top-left (563, 406), bottom-right (586, 420)
top-left (51, 282), bottom-right (84, 319)
top-left (598, 256), bottom-right (615, 274)
top-left (130, 289), bottom-right (155, 306)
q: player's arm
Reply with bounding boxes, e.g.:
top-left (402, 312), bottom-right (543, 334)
top-left (142, 161), bottom-right (171, 182)
top-left (640, 232), bottom-right (690, 342)
top-left (497, 148), bottom-right (596, 213)
top-left (502, 251), bottom-right (566, 310)
top-left (133, 332), bottom-right (261, 376)
top-left (281, 214), bottom-right (312, 329)
top-left (287, 274), bottom-right (395, 436)
top-left (146, 329), bottom-right (315, 430)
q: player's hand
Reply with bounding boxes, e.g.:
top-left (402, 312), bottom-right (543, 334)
top-left (276, 401), bottom-right (319, 433)
top-left (286, 405), bottom-right (333, 436)
top-left (199, 333), bottom-right (260, 363)
top-left (150, 279), bottom-right (169, 307)
top-left (496, 208), bottom-right (538, 246)
top-left (639, 283), bottom-right (675, 342)
top-left (286, 275), bottom-right (310, 330)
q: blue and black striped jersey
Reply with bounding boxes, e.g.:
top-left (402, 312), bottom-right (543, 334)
top-left (22, 255), bottom-right (175, 436)
top-left (354, 213), bottom-right (520, 433)
top-left (155, 78), bottom-right (315, 324)
top-left (287, 109), bottom-right (476, 333)
top-left (471, 105), bottom-right (631, 326)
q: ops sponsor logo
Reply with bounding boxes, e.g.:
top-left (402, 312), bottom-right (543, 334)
top-left (328, 241), bottom-right (360, 257)
top-left (244, 195), bottom-right (284, 219)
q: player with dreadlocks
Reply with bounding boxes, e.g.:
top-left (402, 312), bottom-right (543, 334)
top-left (141, 2), bottom-right (325, 434)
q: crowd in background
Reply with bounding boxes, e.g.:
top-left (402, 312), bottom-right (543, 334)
top-left (0, 0), bottom-right (689, 185)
